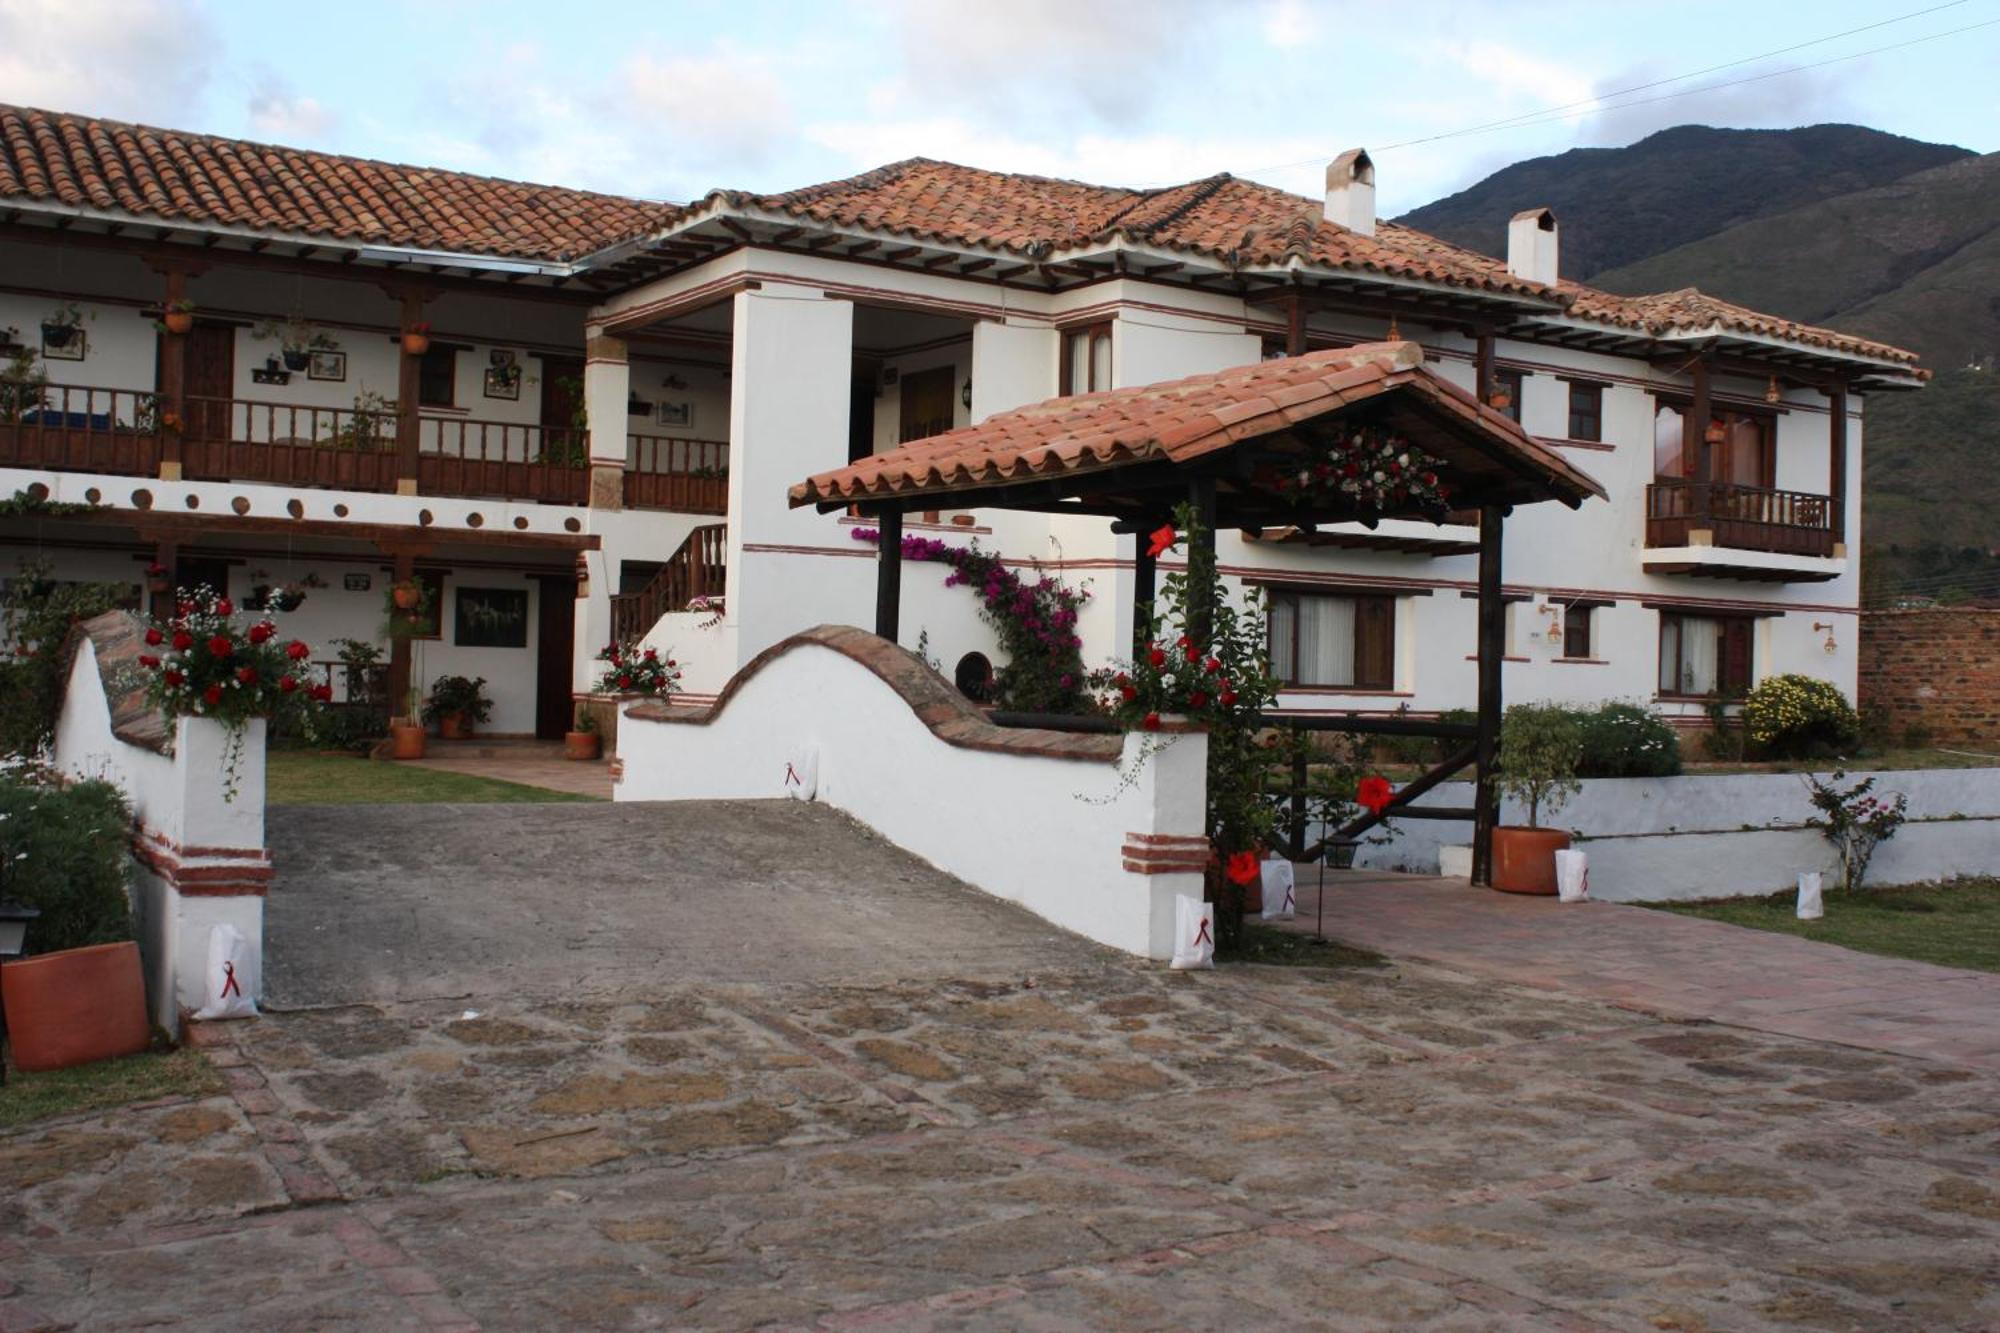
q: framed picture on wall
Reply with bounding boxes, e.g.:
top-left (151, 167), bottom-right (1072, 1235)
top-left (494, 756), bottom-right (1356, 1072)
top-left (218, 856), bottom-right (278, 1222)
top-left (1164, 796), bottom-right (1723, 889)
top-left (40, 330), bottom-right (85, 361)
top-left (658, 401), bottom-right (693, 429)
top-left (307, 350), bottom-right (347, 381)
top-left (453, 586), bottom-right (529, 648)
top-left (483, 364), bottom-right (522, 400)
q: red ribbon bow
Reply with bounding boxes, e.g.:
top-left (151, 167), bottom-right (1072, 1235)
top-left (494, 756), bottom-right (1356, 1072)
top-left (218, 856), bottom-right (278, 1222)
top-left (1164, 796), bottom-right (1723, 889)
top-left (220, 961), bottom-right (241, 998)
top-left (1193, 917), bottom-right (1212, 947)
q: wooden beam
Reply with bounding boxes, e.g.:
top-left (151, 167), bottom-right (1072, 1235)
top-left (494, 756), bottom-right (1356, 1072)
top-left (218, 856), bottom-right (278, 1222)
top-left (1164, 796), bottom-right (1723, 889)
top-left (1471, 504), bottom-right (1505, 887)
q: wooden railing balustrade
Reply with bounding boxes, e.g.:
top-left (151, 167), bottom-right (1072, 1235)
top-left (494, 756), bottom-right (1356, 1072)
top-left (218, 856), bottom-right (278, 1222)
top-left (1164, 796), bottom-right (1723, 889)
top-left (0, 382), bottom-right (165, 476)
top-left (1645, 480), bottom-right (1839, 557)
top-left (626, 434), bottom-right (727, 515)
top-left (610, 523), bottom-right (726, 645)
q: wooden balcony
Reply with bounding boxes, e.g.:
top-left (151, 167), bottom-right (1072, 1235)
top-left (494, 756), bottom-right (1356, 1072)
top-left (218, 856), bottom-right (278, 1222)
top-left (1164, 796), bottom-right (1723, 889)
top-left (1645, 481), bottom-right (1839, 557)
top-left (0, 384), bottom-right (725, 514)
top-left (611, 522), bottom-right (726, 644)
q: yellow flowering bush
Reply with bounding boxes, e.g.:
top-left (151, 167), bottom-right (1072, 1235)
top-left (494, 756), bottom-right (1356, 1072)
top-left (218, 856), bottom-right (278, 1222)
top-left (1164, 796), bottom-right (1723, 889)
top-left (1742, 673), bottom-right (1858, 759)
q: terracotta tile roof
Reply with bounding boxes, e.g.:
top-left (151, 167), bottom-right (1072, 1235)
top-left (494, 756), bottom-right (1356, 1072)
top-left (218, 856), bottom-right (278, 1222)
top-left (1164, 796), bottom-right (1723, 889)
top-left (1563, 284), bottom-right (1922, 367)
top-left (0, 104), bottom-right (674, 262)
top-left (790, 341), bottom-right (1605, 512)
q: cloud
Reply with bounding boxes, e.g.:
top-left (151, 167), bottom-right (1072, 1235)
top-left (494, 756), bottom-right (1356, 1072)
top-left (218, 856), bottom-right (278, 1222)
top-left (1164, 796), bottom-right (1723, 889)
top-left (620, 46), bottom-right (792, 167)
top-left (1262, 0), bottom-right (1318, 50)
top-left (879, 0), bottom-right (1218, 129)
top-left (0, 0), bottom-right (218, 123)
top-left (1576, 61), bottom-right (1858, 146)
top-left (246, 73), bottom-right (337, 144)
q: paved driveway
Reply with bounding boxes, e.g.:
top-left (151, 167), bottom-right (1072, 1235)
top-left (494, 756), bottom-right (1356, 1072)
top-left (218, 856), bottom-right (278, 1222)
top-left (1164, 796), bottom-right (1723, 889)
top-left (3, 806), bottom-right (1999, 1330)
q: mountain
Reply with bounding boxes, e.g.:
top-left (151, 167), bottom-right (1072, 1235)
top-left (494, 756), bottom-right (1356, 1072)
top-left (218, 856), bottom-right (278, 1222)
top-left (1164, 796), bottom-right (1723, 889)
top-left (1397, 124), bottom-right (1972, 281)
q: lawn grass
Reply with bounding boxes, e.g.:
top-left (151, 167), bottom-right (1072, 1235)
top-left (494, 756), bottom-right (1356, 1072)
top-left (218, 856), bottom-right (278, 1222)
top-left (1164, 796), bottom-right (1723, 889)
top-left (1656, 877), bottom-right (2000, 973)
top-left (267, 752), bottom-right (595, 805)
top-left (0, 1045), bottom-right (224, 1130)
top-left (1221, 921), bottom-right (1388, 969)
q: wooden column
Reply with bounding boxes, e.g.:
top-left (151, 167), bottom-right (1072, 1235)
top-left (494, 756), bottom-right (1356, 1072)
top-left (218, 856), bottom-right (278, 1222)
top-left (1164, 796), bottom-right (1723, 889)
top-left (1285, 296), bottom-right (1307, 358)
top-left (1132, 528), bottom-right (1157, 652)
top-left (874, 508), bottom-right (904, 642)
top-left (385, 549), bottom-right (416, 719)
top-left (1474, 331), bottom-right (1495, 405)
top-left (393, 291), bottom-right (429, 496)
top-left (1186, 475), bottom-right (1218, 646)
top-left (1470, 504), bottom-right (1506, 887)
top-left (1827, 378), bottom-right (1848, 550)
top-left (1688, 352), bottom-right (1713, 483)
top-left (148, 260), bottom-right (192, 481)
top-left (147, 536), bottom-right (178, 620)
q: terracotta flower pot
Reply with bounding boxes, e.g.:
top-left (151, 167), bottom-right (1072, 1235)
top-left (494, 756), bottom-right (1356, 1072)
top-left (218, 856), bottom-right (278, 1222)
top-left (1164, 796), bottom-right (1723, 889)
top-left (1, 941), bottom-right (150, 1072)
top-left (391, 583), bottom-right (422, 610)
top-left (564, 730), bottom-right (601, 761)
top-left (401, 333), bottom-right (430, 356)
top-left (439, 713), bottom-right (471, 741)
top-left (1489, 826), bottom-right (1572, 895)
top-left (389, 721), bottom-right (427, 760)
top-left (163, 311), bottom-right (195, 335)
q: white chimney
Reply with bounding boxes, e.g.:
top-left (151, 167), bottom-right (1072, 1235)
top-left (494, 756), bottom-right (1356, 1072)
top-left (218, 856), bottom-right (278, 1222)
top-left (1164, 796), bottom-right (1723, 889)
top-left (1507, 207), bottom-right (1559, 285)
top-left (1324, 149), bottom-right (1376, 237)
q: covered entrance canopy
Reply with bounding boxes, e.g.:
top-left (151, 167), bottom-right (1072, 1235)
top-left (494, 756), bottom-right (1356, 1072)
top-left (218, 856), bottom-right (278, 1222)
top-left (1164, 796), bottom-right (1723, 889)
top-left (788, 341), bottom-right (1605, 883)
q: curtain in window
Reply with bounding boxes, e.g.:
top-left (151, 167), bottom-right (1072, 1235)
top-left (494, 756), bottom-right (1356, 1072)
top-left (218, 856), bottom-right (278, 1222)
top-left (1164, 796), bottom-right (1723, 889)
top-left (1089, 334), bottom-right (1112, 393)
top-left (1676, 617), bottom-right (1720, 694)
top-left (1296, 596), bottom-right (1358, 686)
top-left (1653, 405), bottom-right (1685, 480)
top-left (1723, 416), bottom-right (1769, 488)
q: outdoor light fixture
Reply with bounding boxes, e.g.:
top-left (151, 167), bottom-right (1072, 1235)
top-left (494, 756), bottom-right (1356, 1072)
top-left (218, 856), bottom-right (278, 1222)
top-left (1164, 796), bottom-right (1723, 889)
top-left (1814, 621), bottom-right (1838, 654)
top-left (1765, 374), bottom-right (1782, 404)
top-left (961, 378), bottom-right (973, 409)
top-left (0, 902), bottom-right (35, 959)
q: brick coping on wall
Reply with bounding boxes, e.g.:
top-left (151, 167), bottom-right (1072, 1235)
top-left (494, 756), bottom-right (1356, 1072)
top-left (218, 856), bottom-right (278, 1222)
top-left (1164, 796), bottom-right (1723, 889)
top-left (624, 623), bottom-right (1196, 764)
top-left (57, 610), bottom-right (172, 754)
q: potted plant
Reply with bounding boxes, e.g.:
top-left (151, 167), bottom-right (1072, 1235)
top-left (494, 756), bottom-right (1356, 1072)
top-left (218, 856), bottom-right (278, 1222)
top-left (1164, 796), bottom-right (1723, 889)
top-left (255, 315), bottom-right (335, 372)
top-left (40, 300), bottom-right (86, 350)
top-left (157, 298), bottom-right (197, 336)
top-left (1490, 703), bottom-right (1583, 895)
top-left (422, 674), bottom-right (490, 740)
top-left (0, 773), bottom-right (151, 1072)
top-left (387, 681), bottom-right (426, 759)
top-left (594, 642), bottom-right (683, 696)
top-left (1, 333), bottom-right (49, 425)
top-left (390, 577), bottom-right (426, 611)
top-left (401, 322), bottom-right (432, 356)
top-left (566, 704), bottom-right (601, 761)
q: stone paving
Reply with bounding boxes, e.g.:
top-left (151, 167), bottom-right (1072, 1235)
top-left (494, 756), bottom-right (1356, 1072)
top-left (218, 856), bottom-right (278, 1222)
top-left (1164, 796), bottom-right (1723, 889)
top-left (4, 814), bottom-right (2000, 1329)
top-left (1284, 873), bottom-right (2000, 1072)
top-left (405, 739), bottom-right (613, 800)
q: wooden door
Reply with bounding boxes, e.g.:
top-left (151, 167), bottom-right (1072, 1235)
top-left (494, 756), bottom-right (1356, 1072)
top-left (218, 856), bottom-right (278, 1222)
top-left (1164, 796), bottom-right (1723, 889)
top-left (532, 574), bottom-right (577, 739)
top-left (898, 365), bottom-right (955, 443)
top-left (159, 324), bottom-right (235, 440)
top-left (540, 357), bottom-right (584, 430)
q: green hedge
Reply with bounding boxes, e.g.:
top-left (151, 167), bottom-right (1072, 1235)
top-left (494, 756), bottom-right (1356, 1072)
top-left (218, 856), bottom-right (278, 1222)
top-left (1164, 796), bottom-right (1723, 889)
top-left (1576, 702), bottom-right (1683, 777)
top-left (0, 773), bottom-right (133, 955)
top-left (1742, 673), bottom-right (1859, 759)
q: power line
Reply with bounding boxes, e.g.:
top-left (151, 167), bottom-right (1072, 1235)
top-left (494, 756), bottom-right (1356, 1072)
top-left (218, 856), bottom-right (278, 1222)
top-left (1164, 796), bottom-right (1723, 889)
top-left (1213, 0), bottom-right (1993, 182)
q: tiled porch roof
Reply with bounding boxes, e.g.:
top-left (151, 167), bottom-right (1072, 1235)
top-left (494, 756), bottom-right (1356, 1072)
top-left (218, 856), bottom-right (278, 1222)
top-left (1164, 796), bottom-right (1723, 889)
top-left (0, 104), bottom-right (673, 261)
top-left (789, 342), bottom-right (1606, 511)
top-left (1561, 284), bottom-right (1922, 366)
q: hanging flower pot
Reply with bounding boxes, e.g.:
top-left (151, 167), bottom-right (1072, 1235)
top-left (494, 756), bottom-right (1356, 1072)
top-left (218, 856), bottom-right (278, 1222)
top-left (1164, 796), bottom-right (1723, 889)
top-left (401, 325), bottom-right (431, 356)
top-left (40, 321), bottom-right (79, 349)
top-left (0, 941), bottom-right (151, 1072)
top-left (162, 310), bottom-right (195, 335)
top-left (282, 348), bottom-right (311, 372)
top-left (391, 580), bottom-right (423, 610)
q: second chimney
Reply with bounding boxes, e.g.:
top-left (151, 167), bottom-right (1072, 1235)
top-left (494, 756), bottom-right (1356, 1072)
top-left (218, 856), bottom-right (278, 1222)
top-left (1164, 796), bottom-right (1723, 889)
top-left (1324, 149), bottom-right (1376, 237)
top-left (1507, 207), bottom-right (1559, 285)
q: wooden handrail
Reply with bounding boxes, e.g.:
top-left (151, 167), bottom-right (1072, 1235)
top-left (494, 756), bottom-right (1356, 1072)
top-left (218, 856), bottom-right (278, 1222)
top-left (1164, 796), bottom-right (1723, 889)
top-left (609, 523), bottom-right (727, 645)
top-left (1645, 480), bottom-right (1838, 557)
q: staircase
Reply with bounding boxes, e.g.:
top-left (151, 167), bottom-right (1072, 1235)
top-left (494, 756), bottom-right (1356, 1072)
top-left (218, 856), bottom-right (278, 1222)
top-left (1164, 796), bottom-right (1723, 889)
top-left (610, 523), bottom-right (725, 645)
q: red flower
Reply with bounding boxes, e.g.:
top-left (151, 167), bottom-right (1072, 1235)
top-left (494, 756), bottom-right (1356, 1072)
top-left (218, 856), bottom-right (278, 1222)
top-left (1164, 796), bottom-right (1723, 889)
top-left (172, 630), bottom-right (194, 652)
top-left (144, 627), bottom-right (164, 646)
top-left (1204, 657), bottom-right (1221, 674)
top-left (236, 666), bottom-right (259, 686)
top-left (285, 640), bottom-right (310, 661)
top-left (617, 674), bottom-right (632, 689)
top-left (1146, 525), bottom-right (1177, 558)
top-left (215, 598), bottom-right (233, 616)
top-left (666, 659), bottom-right (677, 668)
top-left (309, 683), bottom-right (333, 703)
top-left (279, 675), bottom-right (298, 693)
top-left (202, 684), bottom-right (224, 707)
top-left (643, 648), bottom-right (657, 660)
top-left (163, 669), bottom-right (184, 687)
top-left (1225, 850), bottom-right (1261, 886)
top-left (138, 653), bottom-right (160, 669)
top-left (1148, 648), bottom-right (1167, 668)
top-left (1188, 690), bottom-right (1208, 709)
top-left (248, 622), bottom-right (275, 644)
top-left (1119, 686), bottom-right (1137, 702)
top-left (176, 599), bottom-right (193, 616)
top-left (206, 635), bottom-right (233, 658)
top-left (1219, 689), bottom-right (1237, 707)
top-left (1142, 712), bottom-right (1161, 731)
top-left (1357, 775), bottom-right (1394, 815)
top-left (1184, 642), bottom-right (1200, 663)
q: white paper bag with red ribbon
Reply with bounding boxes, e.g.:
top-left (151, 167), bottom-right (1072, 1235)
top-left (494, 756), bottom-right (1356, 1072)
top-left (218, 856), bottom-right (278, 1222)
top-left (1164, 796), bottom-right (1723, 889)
top-left (192, 922), bottom-right (257, 1020)
top-left (783, 747), bottom-right (818, 801)
top-left (1259, 856), bottom-right (1296, 921)
top-left (1170, 895), bottom-right (1215, 970)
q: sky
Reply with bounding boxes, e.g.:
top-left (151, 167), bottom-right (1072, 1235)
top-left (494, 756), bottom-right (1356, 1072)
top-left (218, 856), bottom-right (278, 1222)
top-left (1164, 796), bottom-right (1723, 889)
top-left (2, 0), bottom-right (1997, 216)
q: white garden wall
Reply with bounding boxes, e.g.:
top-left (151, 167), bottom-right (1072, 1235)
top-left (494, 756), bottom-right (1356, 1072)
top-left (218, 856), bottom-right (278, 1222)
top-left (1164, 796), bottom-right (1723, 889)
top-left (1351, 767), bottom-right (2000, 902)
top-left (616, 626), bottom-right (1210, 959)
top-left (52, 620), bottom-right (269, 1032)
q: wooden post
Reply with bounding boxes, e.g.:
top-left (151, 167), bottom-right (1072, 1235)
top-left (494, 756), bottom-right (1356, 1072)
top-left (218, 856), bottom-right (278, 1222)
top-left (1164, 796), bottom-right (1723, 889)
top-left (1688, 352), bottom-right (1713, 482)
top-left (1289, 744), bottom-right (1309, 861)
top-left (874, 508), bottom-right (903, 642)
top-left (1471, 504), bottom-right (1506, 886)
top-left (1187, 475), bottom-right (1218, 646)
top-left (1474, 331), bottom-right (1495, 406)
top-left (385, 549), bottom-right (416, 719)
top-left (147, 536), bottom-right (178, 620)
top-left (1285, 296), bottom-right (1307, 358)
top-left (1132, 526), bottom-right (1156, 652)
top-left (149, 260), bottom-right (191, 481)
top-left (1827, 378), bottom-right (1848, 548)
top-left (394, 291), bottom-right (428, 496)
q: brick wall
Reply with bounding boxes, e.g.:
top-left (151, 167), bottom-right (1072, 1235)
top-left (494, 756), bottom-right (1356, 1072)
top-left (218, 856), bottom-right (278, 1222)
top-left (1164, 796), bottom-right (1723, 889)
top-left (1858, 609), bottom-right (2000, 745)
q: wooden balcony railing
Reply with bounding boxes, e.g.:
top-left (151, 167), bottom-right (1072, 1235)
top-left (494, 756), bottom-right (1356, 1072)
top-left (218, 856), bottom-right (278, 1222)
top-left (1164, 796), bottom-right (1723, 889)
top-left (0, 383), bottom-right (727, 514)
top-left (1646, 480), bottom-right (1839, 558)
top-left (610, 523), bottom-right (726, 645)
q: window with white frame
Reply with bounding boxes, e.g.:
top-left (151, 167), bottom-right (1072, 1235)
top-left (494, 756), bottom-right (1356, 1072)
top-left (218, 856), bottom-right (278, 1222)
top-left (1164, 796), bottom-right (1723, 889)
top-left (1267, 590), bottom-right (1395, 689)
top-left (1658, 612), bottom-right (1753, 698)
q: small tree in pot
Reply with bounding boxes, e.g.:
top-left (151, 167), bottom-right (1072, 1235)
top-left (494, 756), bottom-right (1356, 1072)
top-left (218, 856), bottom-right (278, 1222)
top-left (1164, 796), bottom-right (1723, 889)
top-left (566, 704), bottom-right (602, 761)
top-left (1491, 703), bottom-right (1583, 895)
top-left (422, 675), bottom-right (491, 740)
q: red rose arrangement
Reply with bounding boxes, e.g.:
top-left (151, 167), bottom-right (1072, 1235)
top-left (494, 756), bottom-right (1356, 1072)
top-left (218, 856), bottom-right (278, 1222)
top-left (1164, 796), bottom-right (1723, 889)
top-left (1274, 425), bottom-right (1450, 513)
top-left (595, 641), bottom-right (682, 697)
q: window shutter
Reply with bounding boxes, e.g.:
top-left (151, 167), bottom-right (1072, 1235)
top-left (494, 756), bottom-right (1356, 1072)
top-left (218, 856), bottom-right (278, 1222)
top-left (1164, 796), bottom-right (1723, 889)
top-left (1356, 596), bottom-right (1395, 688)
top-left (1722, 619), bottom-right (1753, 696)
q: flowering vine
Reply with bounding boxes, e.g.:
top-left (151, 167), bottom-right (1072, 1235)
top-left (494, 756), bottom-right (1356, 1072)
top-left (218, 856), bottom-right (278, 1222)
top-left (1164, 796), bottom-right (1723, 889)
top-left (850, 529), bottom-right (1091, 713)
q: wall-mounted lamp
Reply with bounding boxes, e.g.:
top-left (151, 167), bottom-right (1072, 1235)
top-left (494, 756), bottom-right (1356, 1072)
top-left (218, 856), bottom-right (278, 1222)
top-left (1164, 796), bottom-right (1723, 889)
top-left (1813, 620), bottom-right (1837, 654)
top-left (1765, 374), bottom-right (1782, 405)
top-left (574, 553), bottom-right (591, 600)
top-left (961, 378), bottom-right (973, 410)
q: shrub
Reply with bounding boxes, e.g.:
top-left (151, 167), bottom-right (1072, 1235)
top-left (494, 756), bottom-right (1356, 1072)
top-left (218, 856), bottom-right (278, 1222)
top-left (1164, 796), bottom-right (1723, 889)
top-left (421, 674), bottom-right (492, 724)
top-left (1742, 674), bottom-right (1859, 759)
top-left (1803, 770), bottom-right (1908, 890)
top-left (1496, 703), bottom-right (1583, 828)
top-left (1576, 702), bottom-right (1682, 777)
top-left (0, 771), bottom-right (132, 955)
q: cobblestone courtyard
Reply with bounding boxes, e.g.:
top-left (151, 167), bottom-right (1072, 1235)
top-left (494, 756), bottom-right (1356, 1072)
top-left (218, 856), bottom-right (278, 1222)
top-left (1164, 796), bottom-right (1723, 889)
top-left (4, 805), bottom-right (1999, 1330)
